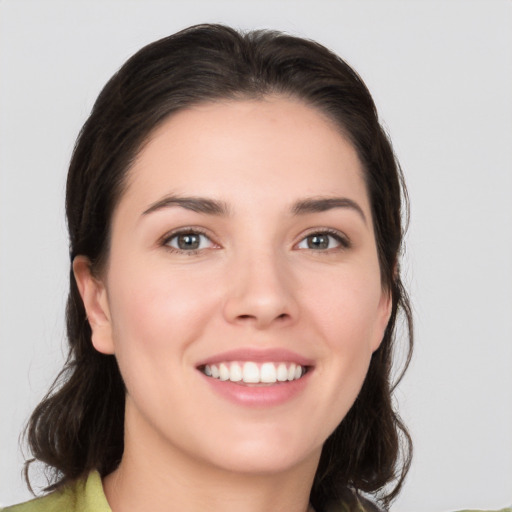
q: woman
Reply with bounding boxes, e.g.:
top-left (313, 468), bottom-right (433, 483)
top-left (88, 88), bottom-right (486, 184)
top-left (3, 24), bottom-right (413, 512)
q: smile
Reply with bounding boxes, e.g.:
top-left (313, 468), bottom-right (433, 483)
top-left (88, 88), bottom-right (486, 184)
top-left (201, 361), bottom-right (307, 384)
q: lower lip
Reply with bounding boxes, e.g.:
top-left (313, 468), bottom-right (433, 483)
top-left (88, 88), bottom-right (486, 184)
top-left (200, 370), bottom-right (312, 407)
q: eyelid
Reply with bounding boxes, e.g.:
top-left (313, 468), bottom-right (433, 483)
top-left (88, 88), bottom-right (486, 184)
top-left (294, 228), bottom-right (351, 251)
top-left (159, 226), bottom-right (219, 253)
top-left (158, 226), bottom-right (350, 254)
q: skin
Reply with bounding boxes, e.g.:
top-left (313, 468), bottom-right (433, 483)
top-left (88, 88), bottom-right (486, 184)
top-left (74, 96), bottom-right (391, 512)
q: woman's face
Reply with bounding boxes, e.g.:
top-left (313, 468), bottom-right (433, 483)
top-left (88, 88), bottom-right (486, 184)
top-left (76, 97), bottom-right (391, 477)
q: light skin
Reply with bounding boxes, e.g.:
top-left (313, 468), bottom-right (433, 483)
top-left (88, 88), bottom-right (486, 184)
top-left (74, 96), bottom-right (391, 512)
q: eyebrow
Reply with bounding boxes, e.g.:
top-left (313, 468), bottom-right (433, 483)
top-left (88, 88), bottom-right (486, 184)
top-left (142, 194), bottom-right (367, 224)
top-left (291, 197), bottom-right (367, 224)
top-left (142, 195), bottom-right (230, 216)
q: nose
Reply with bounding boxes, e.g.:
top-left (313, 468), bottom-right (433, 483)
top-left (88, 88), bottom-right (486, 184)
top-left (222, 249), bottom-right (299, 329)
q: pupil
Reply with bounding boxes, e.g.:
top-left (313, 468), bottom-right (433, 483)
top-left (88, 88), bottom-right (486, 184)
top-left (178, 233), bottom-right (200, 250)
top-left (308, 234), bottom-right (328, 249)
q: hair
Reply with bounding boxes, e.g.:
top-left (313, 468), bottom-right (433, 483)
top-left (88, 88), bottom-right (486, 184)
top-left (24, 24), bottom-right (413, 511)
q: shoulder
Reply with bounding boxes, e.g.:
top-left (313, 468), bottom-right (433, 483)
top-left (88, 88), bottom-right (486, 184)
top-left (1, 471), bottom-right (111, 512)
top-left (1, 488), bottom-right (72, 512)
top-left (325, 491), bottom-right (383, 512)
top-left (455, 509), bottom-right (512, 512)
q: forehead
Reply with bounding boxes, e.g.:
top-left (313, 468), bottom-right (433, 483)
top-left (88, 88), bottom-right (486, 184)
top-left (119, 96), bottom-right (369, 215)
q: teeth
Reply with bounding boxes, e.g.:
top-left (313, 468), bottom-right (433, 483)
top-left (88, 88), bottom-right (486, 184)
top-left (276, 363), bottom-right (288, 382)
top-left (219, 363), bottom-right (230, 381)
top-left (242, 362), bottom-right (260, 383)
top-left (229, 362), bottom-right (242, 382)
top-left (202, 361), bottom-right (306, 384)
top-left (260, 362), bottom-right (277, 383)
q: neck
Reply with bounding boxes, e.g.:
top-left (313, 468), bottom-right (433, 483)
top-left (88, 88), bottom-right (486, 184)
top-left (103, 401), bottom-right (320, 512)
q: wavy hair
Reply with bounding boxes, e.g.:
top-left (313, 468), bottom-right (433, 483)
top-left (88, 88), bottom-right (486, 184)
top-left (24, 24), bottom-right (413, 511)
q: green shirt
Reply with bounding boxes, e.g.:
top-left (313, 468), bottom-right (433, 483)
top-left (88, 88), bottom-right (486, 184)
top-left (2, 472), bottom-right (511, 512)
top-left (1, 471), bottom-right (110, 512)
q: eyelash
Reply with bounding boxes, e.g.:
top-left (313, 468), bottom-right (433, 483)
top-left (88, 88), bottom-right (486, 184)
top-left (296, 228), bottom-right (351, 252)
top-left (161, 227), bottom-right (216, 256)
top-left (160, 227), bottom-right (351, 255)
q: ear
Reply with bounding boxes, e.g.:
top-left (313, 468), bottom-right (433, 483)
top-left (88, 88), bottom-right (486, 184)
top-left (372, 287), bottom-right (393, 352)
top-left (73, 256), bottom-right (115, 355)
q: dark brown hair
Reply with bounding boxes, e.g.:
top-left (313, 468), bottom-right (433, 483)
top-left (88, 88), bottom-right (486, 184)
top-left (24, 24), bottom-right (413, 511)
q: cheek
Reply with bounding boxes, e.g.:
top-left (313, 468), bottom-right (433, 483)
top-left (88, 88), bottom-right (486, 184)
top-left (307, 267), bottom-right (384, 345)
top-left (304, 267), bottom-right (384, 399)
top-left (105, 261), bottom-right (220, 379)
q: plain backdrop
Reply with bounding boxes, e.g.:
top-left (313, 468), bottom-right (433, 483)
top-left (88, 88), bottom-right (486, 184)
top-left (1, 1), bottom-right (511, 510)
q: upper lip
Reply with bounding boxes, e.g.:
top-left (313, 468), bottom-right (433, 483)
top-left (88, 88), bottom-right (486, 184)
top-left (195, 348), bottom-right (314, 368)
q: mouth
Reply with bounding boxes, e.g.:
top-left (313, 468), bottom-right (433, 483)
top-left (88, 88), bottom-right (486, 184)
top-left (199, 361), bottom-right (310, 385)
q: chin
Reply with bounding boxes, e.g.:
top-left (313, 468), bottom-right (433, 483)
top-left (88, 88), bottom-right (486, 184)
top-left (195, 428), bottom-right (323, 477)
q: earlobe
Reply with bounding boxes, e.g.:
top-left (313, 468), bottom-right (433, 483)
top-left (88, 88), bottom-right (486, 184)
top-left (373, 288), bottom-right (393, 352)
top-left (72, 256), bottom-right (115, 355)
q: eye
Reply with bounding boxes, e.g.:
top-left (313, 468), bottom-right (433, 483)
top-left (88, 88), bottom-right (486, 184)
top-left (164, 230), bottom-right (214, 252)
top-left (296, 231), bottom-right (348, 251)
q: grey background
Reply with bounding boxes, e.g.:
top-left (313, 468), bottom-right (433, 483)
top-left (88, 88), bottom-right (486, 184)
top-left (1, 1), bottom-right (511, 510)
